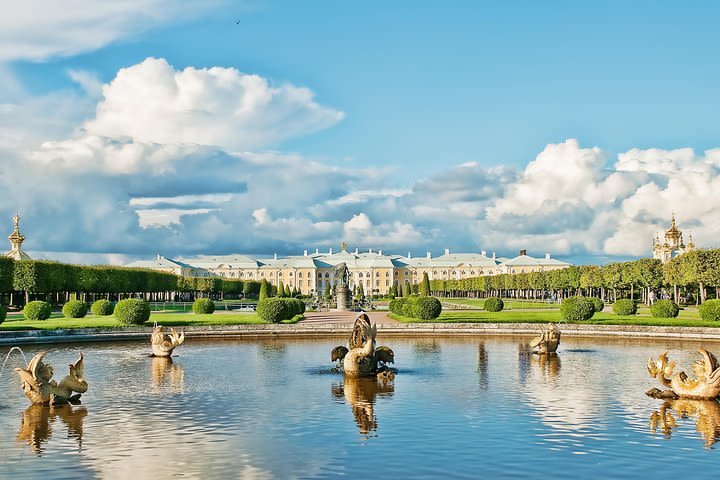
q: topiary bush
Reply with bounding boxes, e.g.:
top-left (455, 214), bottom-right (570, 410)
top-left (91, 299), bottom-right (114, 316)
top-left (650, 299), bottom-right (679, 318)
top-left (23, 300), bottom-right (53, 321)
top-left (257, 297), bottom-right (291, 323)
top-left (589, 297), bottom-right (604, 313)
top-left (699, 299), bottom-right (720, 322)
top-left (389, 297), bottom-right (406, 315)
top-left (285, 298), bottom-right (306, 316)
top-left (0, 304), bottom-right (6, 324)
top-left (192, 298), bottom-right (215, 314)
top-left (484, 297), bottom-right (504, 312)
top-left (560, 296), bottom-right (596, 321)
top-left (62, 300), bottom-right (88, 318)
top-left (613, 299), bottom-right (637, 316)
top-left (411, 296), bottom-right (443, 320)
top-left (114, 298), bottom-right (151, 325)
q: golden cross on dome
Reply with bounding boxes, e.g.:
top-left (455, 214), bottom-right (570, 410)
top-left (341, 241), bottom-right (347, 252)
top-left (12, 214), bottom-right (20, 229)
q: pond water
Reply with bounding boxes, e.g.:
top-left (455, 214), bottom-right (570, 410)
top-left (1, 335), bottom-right (719, 479)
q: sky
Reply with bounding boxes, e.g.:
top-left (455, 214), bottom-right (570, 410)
top-left (1, 0), bottom-right (719, 265)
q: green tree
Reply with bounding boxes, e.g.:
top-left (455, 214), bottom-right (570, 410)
top-left (403, 281), bottom-right (411, 297)
top-left (259, 279), bottom-right (269, 301)
top-left (277, 280), bottom-right (286, 298)
top-left (419, 272), bottom-right (431, 296)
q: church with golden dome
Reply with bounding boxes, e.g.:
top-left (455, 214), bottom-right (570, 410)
top-left (652, 214), bottom-right (694, 263)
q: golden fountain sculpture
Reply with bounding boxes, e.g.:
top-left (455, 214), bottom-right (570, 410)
top-left (331, 313), bottom-right (395, 378)
top-left (16, 352), bottom-right (88, 405)
top-left (648, 349), bottom-right (720, 399)
top-left (151, 326), bottom-right (185, 357)
top-left (530, 323), bottom-right (560, 354)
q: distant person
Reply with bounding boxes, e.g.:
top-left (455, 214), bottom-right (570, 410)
top-left (649, 290), bottom-right (656, 305)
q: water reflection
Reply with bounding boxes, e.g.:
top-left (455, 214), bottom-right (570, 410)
top-left (518, 342), bottom-right (531, 386)
top-left (332, 377), bottom-right (394, 436)
top-left (650, 398), bottom-right (720, 448)
top-left (17, 404), bottom-right (87, 454)
top-left (531, 353), bottom-right (561, 384)
top-left (477, 343), bottom-right (488, 390)
top-left (150, 356), bottom-right (185, 393)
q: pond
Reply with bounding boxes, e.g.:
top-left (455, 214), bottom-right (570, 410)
top-left (1, 335), bottom-right (719, 478)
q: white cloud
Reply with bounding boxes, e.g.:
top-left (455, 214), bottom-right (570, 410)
top-left (0, 0), bottom-right (226, 62)
top-left (84, 58), bottom-right (344, 151)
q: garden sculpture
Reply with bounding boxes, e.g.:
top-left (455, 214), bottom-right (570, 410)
top-left (151, 326), bottom-right (185, 357)
top-left (16, 352), bottom-right (88, 405)
top-left (530, 323), bottom-right (560, 354)
top-left (648, 349), bottom-right (720, 399)
top-left (334, 262), bottom-right (350, 287)
top-left (331, 313), bottom-right (395, 378)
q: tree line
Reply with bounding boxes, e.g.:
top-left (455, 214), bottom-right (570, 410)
top-left (0, 259), bottom-right (262, 306)
top-left (429, 249), bottom-right (720, 305)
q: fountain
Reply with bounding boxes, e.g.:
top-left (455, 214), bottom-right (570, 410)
top-left (530, 323), bottom-right (560, 354)
top-left (15, 352), bottom-right (88, 405)
top-left (331, 313), bottom-right (395, 378)
top-left (0, 346), bottom-right (28, 382)
top-left (647, 349), bottom-right (720, 399)
top-left (151, 325), bottom-right (185, 357)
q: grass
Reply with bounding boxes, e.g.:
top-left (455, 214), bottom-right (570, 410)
top-left (443, 298), bottom-right (560, 309)
top-left (0, 311), bottom-right (302, 331)
top-left (390, 306), bottom-right (717, 327)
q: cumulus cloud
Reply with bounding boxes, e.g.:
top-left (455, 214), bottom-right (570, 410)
top-left (84, 58), bottom-right (344, 151)
top-left (0, 1), bottom-right (225, 61)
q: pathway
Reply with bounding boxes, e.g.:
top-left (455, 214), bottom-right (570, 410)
top-left (301, 310), bottom-right (397, 325)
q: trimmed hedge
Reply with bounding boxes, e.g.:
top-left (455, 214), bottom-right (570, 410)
top-left (62, 300), bottom-right (88, 318)
top-left (389, 295), bottom-right (442, 320)
top-left (114, 298), bottom-right (151, 325)
top-left (389, 297), bottom-right (406, 315)
top-left (256, 297), bottom-right (304, 323)
top-left (699, 299), bottom-right (720, 322)
top-left (560, 296), bottom-right (596, 321)
top-left (192, 298), bottom-right (215, 314)
top-left (484, 297), bottom-right (504, 312)
top-left (23, 300), bottom-right (52, 320)
top-left (0, 304), bottom-right (6, 324)
top-left (650, 299), bottom-right (679, 318)
top-left (91, 299), bottom-right (114, 316)
top-left (588, 297), bottom-right (604, 313)
top-left (613, 299), bottom-right (637, 316)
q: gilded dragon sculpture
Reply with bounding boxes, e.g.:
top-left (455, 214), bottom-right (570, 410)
top-left (331, 313), bottom-right (395, 378)
top-left (151, 326), bottom-right (185, 357)
top-left (16, 352), bottom-right (88, 405)
top-left (530, 323), bottom-right (560, 354)
top-left (647, 349), bottom-right (720, 399)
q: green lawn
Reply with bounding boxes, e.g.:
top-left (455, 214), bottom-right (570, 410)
top-left (390, 307), bottom-right (714, 327)
top-left (443, 298), bottom-right (560, 309)
top-left (0, 312), bottom-right (301, 331)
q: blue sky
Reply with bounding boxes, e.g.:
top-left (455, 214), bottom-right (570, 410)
top-left (1, 1), bottom-right (719, 264)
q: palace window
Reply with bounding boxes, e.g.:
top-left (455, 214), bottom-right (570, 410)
top-left (386, 280), bottom-right (390, 286)
top-left (376, 280), bottom-right (380, 286)
top-left (404, 271), bottom-right (408, 276)
top-left (358, 272), bottom-right (363, 278)
top-left (394, 271), bottom-right (398, 276)
top-left (289, 272), bottom-right (293, 276)
top-left (325, 273), bottom-right (330, 278)
top-left (298, 272), bottom-right (303, 278)
top-left (260, 272), bottom-right (265, 277)
top-left (279, 272), bottom-right (283, 277)
top-left (375, 272), bottom-right (379, 277)
top-left (412, 271), bottom-right (417, 276)
top-left (307, 280), bottom-right (311, 286)
top-left (318, 273), bottom-right (322, 278)
top-left (270, 272), bottom-right (274, 278)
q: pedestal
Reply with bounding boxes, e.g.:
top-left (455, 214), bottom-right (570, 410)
top-left (335, 284), bottom-right (350, 311)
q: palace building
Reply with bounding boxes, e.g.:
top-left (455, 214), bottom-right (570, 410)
top-left (652, 214), bottom-right (695, 264)
top-left (126, 243), bottom-right (570, 296)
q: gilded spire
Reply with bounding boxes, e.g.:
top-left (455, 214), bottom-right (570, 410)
top-left (341, 241), bottom-right (347, 252)
top-left (6, 214), bottom-right (31, 260)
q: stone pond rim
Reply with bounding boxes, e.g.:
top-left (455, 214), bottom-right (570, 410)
top-left (3, 322), bottom-right (720, 345)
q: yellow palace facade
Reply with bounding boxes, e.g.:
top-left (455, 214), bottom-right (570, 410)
top-left (127, 243), bottom-right (570, 295)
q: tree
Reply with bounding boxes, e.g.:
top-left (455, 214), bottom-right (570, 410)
top-left (277, 281), bottom-right (285, 298)
top-left (404, 281), bottom-right (411, 297)
top-left (358, 282), bottom-right (365, 298)
top-left (420, 272), bottom-right (431, 296)
top-left (392, 281), bottom-right (399, 297)
top-left (259, 279), bottom-right (269, 301)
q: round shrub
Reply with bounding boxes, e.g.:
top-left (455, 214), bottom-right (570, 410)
top-left (114, 298), bottom-right (151, 325)
top-left (0, 304), bottom-right (6, 324)
top-left (613, 299), bottom-right (637, 316)
top-left (192, 298), bottom-right (215, 314)
top-left (699, 299), bottom-right (720, 322)
top-left (389, 297), bottom-right (406, 315)
top-left (288, 298), bottom-right (306, 316)
top-left (589, 297), bottom-right (604, 313)
top-left (62, 300), bottom-right (88, 318)
top-left (401, 299), bottom-right (415, 317)
top-left (484, 297), bottom-right (504, 312)
top-left (560, 296), bottom-right (596, 321)
top-left (23, 301), bottom-right (52, 321)
top-left (257, 297), bottom-right (291, 323)
top-left (91, 299), bottom-right (114, 316)
top-left (412, 296), bottom-right (442, 320)
top-left (650, 299), bottom-right (679, 318)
